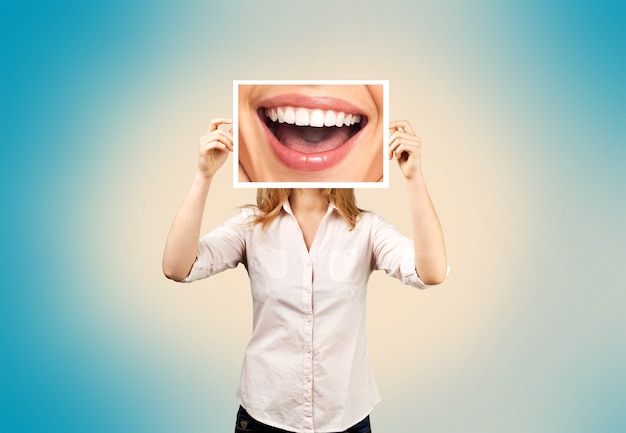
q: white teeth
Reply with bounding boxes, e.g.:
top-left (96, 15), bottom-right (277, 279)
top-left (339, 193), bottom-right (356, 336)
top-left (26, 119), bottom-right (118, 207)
top-left (284, 107), bottom-right (295, 124)
top-left (335, 111), bottom-right (345, 127)
top-left (310, 109), bottom-right (325, 127)
top-left (294, 108), bottom-right (308, 126)
top-left (324, 110), bottom-right (336, 127)
top-left (264, 106), bottom-right (361, 127)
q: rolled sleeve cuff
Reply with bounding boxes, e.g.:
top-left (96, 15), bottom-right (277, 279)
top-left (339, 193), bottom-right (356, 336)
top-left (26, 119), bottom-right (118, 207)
top-left (179, 260), bottom-right (204, 283)
top-left (400, 250), bottom-right (450, 289)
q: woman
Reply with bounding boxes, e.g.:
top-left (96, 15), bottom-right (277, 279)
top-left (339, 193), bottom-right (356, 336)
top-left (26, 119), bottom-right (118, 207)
top-left (162, 118), bottom-right (447, 433)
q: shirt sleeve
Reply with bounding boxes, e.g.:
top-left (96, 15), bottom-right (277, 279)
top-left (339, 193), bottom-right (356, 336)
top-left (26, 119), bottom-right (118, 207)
top-left (180, 208), bottom-right (252, 283)
top-left (369, 212), bottom-right (434, 290)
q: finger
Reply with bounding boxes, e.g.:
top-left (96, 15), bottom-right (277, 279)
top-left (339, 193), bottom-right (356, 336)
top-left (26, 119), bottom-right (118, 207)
top-left (390, 120), bottom-right (416, 136)
top-left (389, 120), bottom-right (411, 132)
top-left (394, 143), bottom-right (407, 159)
top-left (389, 120), bottom-right (406, 132)
top-left (389, 138), bottom-right (401, 159)
top-left (390, 146), bottom-right (408, 162)
top-left (389, 135), bottom-right (407, 159)
top-left (220, 135), bottom-right (234, 152)
top-left (200, 130), bottom-right (234, 147)
top-left (200, 143), bottom-right (227, 157)
top-left (389, 136), bottom-right (421, 160)
top-left (217, 122), bottom-right (232, 132)
top-left (389, 130), bottom-right (420, 144)
top-left (393, 143), bottom-right (414, 162)
top-left (200, 140), bottom-right (227, 152)
top-left (214, 130), bottom-right (234, 151)
top-left (207, 118), bottom-right (233, 133)
top-left (200, 138), bottom-right (225, 151)
top-left (390, 140), bottom-right (420, 160)
top-left (389, 133), bottom-right (418, 153)
top-left (208, 129), bottom-right (234, 143)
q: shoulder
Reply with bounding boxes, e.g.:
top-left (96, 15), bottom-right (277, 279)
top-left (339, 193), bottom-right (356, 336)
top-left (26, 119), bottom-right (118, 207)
top-left (227, 206), bottom-right (259, 222)
top-left (356, 210), bottom-right (406, 240)
top-left (348, 211), bottom-right (389, 236)
top-left (214, 206), bottom-right (260, 233)
top-left (356, 210), bottom-right (387, 227)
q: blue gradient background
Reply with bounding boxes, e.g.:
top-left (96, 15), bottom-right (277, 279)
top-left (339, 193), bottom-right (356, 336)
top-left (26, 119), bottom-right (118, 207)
top-left (1, 1), bottom-right (624, 432)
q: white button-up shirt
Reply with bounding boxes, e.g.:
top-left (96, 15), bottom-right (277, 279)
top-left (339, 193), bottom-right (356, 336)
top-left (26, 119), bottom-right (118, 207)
top-left (183, 201), bottom-right (431, 433)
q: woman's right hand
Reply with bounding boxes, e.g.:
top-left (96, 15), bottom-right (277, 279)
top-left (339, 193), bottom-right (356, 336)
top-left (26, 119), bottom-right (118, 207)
top-left (198, 118), bottom-right (233, 179)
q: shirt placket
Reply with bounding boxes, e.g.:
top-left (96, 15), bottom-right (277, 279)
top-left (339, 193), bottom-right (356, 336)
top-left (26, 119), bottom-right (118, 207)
top-left (302, 253), bottom-right (314, 433)
top-left (287, 203), bottom-right (333, 433)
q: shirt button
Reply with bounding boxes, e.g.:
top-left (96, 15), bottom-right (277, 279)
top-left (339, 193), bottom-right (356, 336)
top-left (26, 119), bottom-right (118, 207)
top-left (304, 376), bottom-right (311, 382)
top-left (305, 347), bottom-right (312, 353)
top-left (305, 315), bottom-right (312, 322)
top-left (305, 287), bottom-right (311, 293)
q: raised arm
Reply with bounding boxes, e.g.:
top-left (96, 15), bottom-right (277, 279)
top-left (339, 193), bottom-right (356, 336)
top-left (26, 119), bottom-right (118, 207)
top-left (389, 120), bottom-right (447, 285)
top-left (162, 118), bottom-right (233, 281)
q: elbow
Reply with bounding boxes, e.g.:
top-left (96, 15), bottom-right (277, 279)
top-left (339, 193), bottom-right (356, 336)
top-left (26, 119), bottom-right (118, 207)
top-left (162, 262), bottom-right (190, 282)
top-left (420, 274), bottom-right (446, 286)
top-left (163, 269), bottom-right (183, 282)
top-left (163, 271), bottom-right (184, 282)
top-left (416, 263), bottom-right (448, 286)
top-left (162, 251), bottom-right (196, 282)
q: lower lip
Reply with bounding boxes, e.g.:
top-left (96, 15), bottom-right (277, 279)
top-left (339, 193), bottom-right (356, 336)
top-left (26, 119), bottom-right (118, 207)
top-left (258, 113), bottom-right (364, 173)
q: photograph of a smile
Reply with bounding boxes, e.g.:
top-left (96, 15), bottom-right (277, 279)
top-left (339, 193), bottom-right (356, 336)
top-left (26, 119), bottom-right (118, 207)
top-left (236, 81), bottom-right (386, 184)
top-left (261, 106), bottom-right (367, 154)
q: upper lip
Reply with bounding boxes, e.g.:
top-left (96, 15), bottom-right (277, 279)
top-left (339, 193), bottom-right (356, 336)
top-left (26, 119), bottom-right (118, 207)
top-left (256, 94), bottom-right (366, 117)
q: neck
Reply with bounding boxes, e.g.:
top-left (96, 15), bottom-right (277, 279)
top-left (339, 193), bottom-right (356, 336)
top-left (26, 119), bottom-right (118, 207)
top-left (289, 189), bottom-right (327, 214)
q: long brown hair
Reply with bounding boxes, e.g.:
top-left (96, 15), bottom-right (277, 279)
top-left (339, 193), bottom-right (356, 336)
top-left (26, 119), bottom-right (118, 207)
top-left (251, 189), bottom-right (363, 230)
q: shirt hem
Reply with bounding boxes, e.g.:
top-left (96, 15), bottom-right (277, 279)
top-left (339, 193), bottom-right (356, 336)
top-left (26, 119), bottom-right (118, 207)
top-left (237, 397), bottom-right (382, 433)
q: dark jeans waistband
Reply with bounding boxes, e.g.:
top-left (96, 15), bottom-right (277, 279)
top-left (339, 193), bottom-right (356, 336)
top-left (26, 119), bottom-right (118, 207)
top-left (234, 406), bottom-right (372, 433)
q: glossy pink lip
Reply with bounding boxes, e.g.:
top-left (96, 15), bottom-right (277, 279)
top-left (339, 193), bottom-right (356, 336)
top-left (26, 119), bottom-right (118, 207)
top-left (258, 94), bottom-right (365, 114)
top-left (256, 94), bottom-right (367, 173)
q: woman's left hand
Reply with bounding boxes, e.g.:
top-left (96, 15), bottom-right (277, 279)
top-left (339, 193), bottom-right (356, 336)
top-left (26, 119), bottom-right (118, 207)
top-left (389, 120), bottom-right (422, 180)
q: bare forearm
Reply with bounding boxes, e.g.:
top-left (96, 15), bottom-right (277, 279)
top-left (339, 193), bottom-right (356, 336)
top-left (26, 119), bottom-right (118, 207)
top-left (163, 118), bottom-right (233, 281)
top-left (162, 172), bottom-right (213, 281)
top-left (406, 174), bottom-right (447, 285)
